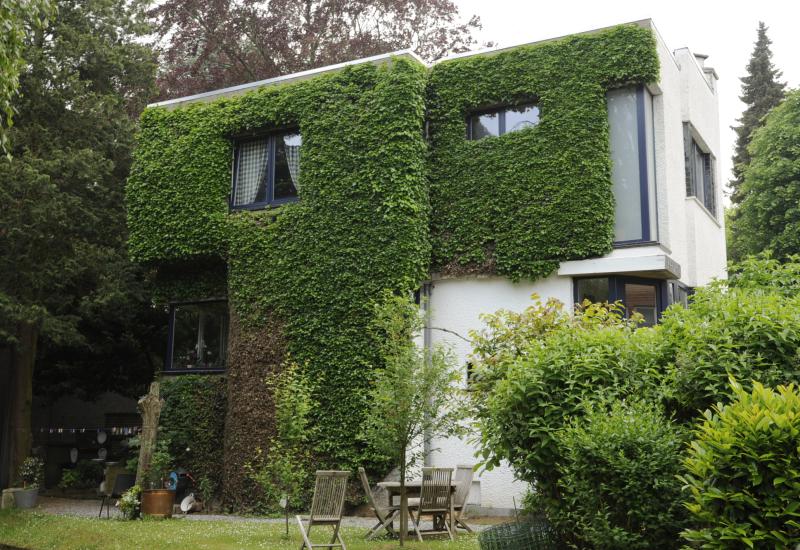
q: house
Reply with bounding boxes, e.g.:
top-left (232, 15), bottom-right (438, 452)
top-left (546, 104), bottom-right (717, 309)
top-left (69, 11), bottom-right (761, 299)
top-left (126, 19), bottom-right (725, 513)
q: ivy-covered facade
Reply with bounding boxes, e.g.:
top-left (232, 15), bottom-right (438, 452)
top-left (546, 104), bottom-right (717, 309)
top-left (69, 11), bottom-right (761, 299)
top-left (127, 20), bottom-right (726, 511)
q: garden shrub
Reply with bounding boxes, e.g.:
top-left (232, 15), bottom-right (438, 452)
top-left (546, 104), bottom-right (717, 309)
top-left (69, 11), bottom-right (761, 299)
top-left (681, 379), bottom-right (800, 547)
top-left (555, 400), bottom-right (686, 549)
top-left (659, 286), bottom-right (800, 420)
top-left (726, 254), bottom-right (800, 297)
top-left (159, 375), bottom-right (226, 500)
top-left (476, 307), bottom-right (663, 500)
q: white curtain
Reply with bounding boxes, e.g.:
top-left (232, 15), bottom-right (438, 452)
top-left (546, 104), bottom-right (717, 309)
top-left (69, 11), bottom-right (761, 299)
top-left (283, 133), bottom-right (302, 191)
top-left (234, 139), bottom-right (268, 205)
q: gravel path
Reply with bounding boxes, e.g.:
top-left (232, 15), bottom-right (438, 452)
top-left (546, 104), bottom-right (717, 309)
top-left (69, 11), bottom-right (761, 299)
top-left (34, 497), bottom-right (488, 531)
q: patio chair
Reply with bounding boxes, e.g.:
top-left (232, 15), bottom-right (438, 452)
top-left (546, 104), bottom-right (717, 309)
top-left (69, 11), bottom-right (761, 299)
top-left (409, 467), bottom-right (454, 541)
top-left (358, 467), bottom-right (399, 540)
top-left (296, 470), bottom-right (350, 550)
top-left (453, 464), bottom-right (475, 533)
top-left (99, 472), bottom-right (135, 518)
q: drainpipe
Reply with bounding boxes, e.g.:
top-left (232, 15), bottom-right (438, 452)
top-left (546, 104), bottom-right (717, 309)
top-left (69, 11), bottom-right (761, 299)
top-left (421, 281), bottom-right (433, 467)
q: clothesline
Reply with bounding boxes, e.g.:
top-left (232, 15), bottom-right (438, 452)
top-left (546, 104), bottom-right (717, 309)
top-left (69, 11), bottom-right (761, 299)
top-left (39, 426), bottom-right (141, 435)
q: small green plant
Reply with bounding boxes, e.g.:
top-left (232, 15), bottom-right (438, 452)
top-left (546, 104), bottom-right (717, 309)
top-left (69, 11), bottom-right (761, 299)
top-left (144, 438), bottom-right (174, 489)
top-left (18, 457), bottom-right (44, 489)
top-left (246, 362), bottom-right (314, 513)
top-left (58, 469), bottom-right (80, 489)
top-left (680, 378), bottom-right (800, 547)
top-left (118, 485), bottom-right (141, 520)
top-left (555, 400), bottom-right (686, 549)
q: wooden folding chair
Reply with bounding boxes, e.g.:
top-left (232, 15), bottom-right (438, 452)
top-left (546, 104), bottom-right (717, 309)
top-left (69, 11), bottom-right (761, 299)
top-left (358, 467), bottom-right (399, 540)
top-left (453, 464), bottom-right (475, 533)
top-left (409, 467), bottom-right (454, 541)
top-left (296, 470), bottom-right (350, 550)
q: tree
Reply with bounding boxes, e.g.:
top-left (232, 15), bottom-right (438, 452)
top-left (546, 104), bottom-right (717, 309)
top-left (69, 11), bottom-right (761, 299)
top-left (729, 22), bottom-right (786, 205)
top-left (361, 293), bottom-right (466, 545)
top-left (148, 0), bottom-right (485, 99)
top-left (0, 0), bottom-right (158, 484)
top-left (0, 0), bottom-right (52, 156)
top-left (729, 91), bottom-right (800, 259)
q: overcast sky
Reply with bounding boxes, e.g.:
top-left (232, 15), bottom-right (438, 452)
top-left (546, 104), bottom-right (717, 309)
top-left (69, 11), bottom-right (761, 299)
top-left (454, 0), bottom-right (800, 199)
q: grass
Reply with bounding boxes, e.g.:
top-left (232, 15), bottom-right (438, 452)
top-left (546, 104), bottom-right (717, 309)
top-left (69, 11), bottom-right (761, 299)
top-left (0, 510), bottom-right (479, 550)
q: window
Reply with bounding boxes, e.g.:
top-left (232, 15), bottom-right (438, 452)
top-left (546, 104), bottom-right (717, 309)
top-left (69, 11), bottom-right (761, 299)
top-left (166, 301), bottom-right (228, 372)
top-left (467, 103), bottom-right (540, 140)
top-left (231, 130), bottom-right (302, 209)
top-left (607, 86), bottom-right (657, 243)
top-left (684, 124), bottom-right (716, 216)
top-left (574, 276), bottom-right (664, 327)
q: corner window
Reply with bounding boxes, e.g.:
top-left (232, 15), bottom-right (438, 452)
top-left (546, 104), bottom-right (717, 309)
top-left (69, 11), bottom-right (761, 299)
top-left (607, 86), bottom-right (657, 244)
top-left (166, 301), bottom-right (228, 372)
top-left (467, 103), bottom-right (540, 140)
top-left (231, 130), bottom-right (301, 209)
top-left (574, 276), bottom-right (664, 327)
top-left (683, 124), bottom-right (716, 216)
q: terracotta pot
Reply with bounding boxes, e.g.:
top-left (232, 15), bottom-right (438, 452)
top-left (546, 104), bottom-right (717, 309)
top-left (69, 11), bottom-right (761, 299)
top-left (141, 489), bottom-right (175, 518)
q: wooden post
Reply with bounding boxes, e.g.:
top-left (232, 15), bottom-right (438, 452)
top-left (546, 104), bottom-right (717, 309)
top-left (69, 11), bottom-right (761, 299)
top-left (135, 382), bottom-right (164, 487)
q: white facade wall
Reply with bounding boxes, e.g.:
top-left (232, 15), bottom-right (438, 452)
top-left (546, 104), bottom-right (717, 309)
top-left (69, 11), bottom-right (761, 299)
top-left (425, 21), bottom-right (727, 513)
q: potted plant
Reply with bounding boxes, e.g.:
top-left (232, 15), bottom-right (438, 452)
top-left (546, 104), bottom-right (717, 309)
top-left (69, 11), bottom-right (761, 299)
top-left (140, 442), bottom-right (175, 518)
top-left (14, 457), bottom-right (44, 508)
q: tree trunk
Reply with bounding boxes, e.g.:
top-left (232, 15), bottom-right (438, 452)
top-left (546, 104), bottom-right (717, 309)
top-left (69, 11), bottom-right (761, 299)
top-left (8, 321), bottom-right (37, 485)
top-left (399, 452), bottom-right (406, 546)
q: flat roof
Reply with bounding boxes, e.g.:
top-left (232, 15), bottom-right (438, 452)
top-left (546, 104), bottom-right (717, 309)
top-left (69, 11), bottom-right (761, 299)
top-left (149, 18), bottom-right (658, 110)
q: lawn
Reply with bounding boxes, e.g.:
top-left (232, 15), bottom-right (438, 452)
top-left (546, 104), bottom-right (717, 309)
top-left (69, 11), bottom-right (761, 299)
top-left (0, 510), bottom-right (479, 550)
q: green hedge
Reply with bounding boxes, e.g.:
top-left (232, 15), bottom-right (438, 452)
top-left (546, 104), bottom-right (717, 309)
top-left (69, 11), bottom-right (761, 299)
top-left (426, 25), bottom-right (659, 280)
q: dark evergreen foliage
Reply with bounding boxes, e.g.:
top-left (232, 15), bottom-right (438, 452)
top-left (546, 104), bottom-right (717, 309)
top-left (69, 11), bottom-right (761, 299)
top-left (729, 21), bottom-right (786, 205)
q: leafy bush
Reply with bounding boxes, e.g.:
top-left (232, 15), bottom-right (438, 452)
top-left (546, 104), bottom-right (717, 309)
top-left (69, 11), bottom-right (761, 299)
top-left (555, 400), bottom-right (686, 549)
top-left (18, 457), bottom-right (43, 489)
top-left (118, 485), bottom-right (141, 520)
top-left (659, 286), bottom-right (800, 419)
top-left (58, 469), bottom-right (80, 489)
top-left (681, 379), bottom-right (800, 547)
top-left (726, 254), bottom-right (800, 296)
top-left (246, 362), bottom-right (314, 512)
top-left (58, 460), bottom-right (104, 489)
top-left (475, 304), bottom-right (661, 500)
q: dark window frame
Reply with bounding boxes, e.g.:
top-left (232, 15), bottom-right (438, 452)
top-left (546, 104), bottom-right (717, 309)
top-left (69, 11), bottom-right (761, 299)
top-left (230, 129), bottom-right (301, 211)
top-left (610, 85), bottom-right (657, 247)
top-left (573, 275), bottom-right (668, 324)
top-left (683, 122), bottom-right (717, 217)
top-left (164, 299), bottom-right (228, 375)
top-left (466, 102), bottom-right (540, 140)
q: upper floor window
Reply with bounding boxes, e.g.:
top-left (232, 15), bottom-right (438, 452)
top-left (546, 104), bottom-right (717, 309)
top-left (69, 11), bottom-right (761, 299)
top-left (607, 86), bottom-right (657, 244)
top-left (232, 130), bottom-right (301, 209)
top-left (166, 301), bottom-right (228, 373)
top-left (683, 124), bottom-right (716, 216)
top-left (467, 103), bottom-right (540, 140)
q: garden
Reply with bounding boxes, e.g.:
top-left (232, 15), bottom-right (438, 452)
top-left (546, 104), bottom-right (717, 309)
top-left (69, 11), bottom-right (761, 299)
top-left (4, 257), bottom-right (800, 550)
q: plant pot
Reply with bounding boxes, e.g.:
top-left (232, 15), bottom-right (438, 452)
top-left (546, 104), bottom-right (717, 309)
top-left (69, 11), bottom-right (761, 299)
top-left (141, 489), bottom-right (175, 518)
top-left (13, 487), bottom-right (39, 509)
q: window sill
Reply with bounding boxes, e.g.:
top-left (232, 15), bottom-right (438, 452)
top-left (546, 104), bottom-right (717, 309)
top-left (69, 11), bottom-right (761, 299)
top-left (685, 196), bottom-right (721, 227)
top-left (612, 240), bottom-right (660, 249)
top-left (161, 368), bottom-right (226, 376)
top-left (229, 199), bottom-right (296, 212)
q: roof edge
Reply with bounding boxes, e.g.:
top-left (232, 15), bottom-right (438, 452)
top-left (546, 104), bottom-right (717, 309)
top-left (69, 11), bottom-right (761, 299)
top-left (148, 49), bottom-right (426, 110)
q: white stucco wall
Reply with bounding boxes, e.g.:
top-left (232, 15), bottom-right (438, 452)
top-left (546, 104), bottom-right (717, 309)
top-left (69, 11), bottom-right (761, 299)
top-left (425, 274), bottom-right (572, 512)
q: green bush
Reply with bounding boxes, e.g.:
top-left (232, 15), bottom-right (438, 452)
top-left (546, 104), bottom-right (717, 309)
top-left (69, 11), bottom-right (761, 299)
top-left (476, 307), bottom-right (662, 500)
top-left (681, 379), bottom-right (800, 547)
top-left (555, 400), bottom-right (686, 549)
top-left (659, 286), bottom-right (800, 420)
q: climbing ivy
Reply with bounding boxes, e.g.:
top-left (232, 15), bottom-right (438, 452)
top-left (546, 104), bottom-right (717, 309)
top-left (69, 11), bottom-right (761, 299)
top-left (427, 25), bottom-right (659, 280)
top-left (128, 59), bottom-right (430, 490)
top-left (126, 24), bottom-right (660, 506)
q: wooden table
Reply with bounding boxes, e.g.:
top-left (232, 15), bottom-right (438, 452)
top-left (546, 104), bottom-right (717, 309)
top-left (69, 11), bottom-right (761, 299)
top-left (377, 480), bottom-right (458, 540)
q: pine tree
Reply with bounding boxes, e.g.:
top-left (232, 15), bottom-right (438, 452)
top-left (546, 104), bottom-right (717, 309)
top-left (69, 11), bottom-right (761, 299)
top-left (730, 22), bottom-right (785, 204)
